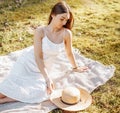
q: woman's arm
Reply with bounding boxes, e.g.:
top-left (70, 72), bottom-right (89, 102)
top-left (34, 27), bottom-right (50, 81)
top-left (64, 29), bottom-right (78, 69)
top-left (64, 29), bottom-right (88, 72)
top-left (34, 27), bottom-right (54, 94)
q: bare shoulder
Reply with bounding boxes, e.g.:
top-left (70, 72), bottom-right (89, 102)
top-left (64, 28), bottom-right (72, 39)
top-left (34, 25), bottom-right (45, 37)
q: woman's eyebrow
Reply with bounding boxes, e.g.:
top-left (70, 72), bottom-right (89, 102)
top-left (61, 16), bottom-right (69, 20)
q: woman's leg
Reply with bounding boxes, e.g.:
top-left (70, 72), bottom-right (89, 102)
top-left (0, 93), bottom-right (18, 104)
top-left (0, 93), bottom-right (6, 99)
top-left (0, 97), bottom-right (17, 104)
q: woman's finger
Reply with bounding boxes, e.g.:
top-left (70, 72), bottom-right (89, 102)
top-left (51, 83), bottom-right (55, 89)
top-left (47, 84), bottom-right (54, 94)
top-left (76, 66), bottom-right (89, 72)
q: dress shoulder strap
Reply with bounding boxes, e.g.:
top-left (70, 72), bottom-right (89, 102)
top-left (42, 26), bottom-right (47, 37)
top-left (63, 28), bottom-right (66, 41)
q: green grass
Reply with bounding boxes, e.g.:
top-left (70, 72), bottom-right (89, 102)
top-left (0, 0), bottom-right (120, 113)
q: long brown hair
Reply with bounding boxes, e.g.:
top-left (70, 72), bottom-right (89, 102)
top-left (48, 1), bottom-right (74, 30)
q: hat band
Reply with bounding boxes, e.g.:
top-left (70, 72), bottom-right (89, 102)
top-left (60, 97), bottom-right (79, 105)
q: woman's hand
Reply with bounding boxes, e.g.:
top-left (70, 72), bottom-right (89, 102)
top-left (46, 78), bottom-right (54, 94)
top-left (72, 66), bottom-right (89, 73)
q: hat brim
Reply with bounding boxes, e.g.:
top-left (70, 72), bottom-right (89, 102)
top-left (50, 87), bottom-right (92, 111)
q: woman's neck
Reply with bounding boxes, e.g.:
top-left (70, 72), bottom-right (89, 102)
top-left (47, 23), bottom-right (62, 33)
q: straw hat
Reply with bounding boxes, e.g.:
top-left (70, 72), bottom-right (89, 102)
top-left (50, 86), bottom-right (92, 111)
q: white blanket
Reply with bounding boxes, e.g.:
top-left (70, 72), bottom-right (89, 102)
top-left (0, 49), bottom-right (115, 113)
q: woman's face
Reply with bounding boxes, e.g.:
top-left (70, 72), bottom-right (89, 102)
top-left (52, 13), bottom-right (70, 29)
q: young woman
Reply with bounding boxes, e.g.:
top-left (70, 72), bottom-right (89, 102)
top-left (0, 1), bottom-right (115, 104)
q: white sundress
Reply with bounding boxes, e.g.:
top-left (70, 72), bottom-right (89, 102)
top-left (0, 33), bottom-right (115, 104)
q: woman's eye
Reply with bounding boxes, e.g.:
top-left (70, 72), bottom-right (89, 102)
top-left (60, 19), bottom-right (64, 21)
